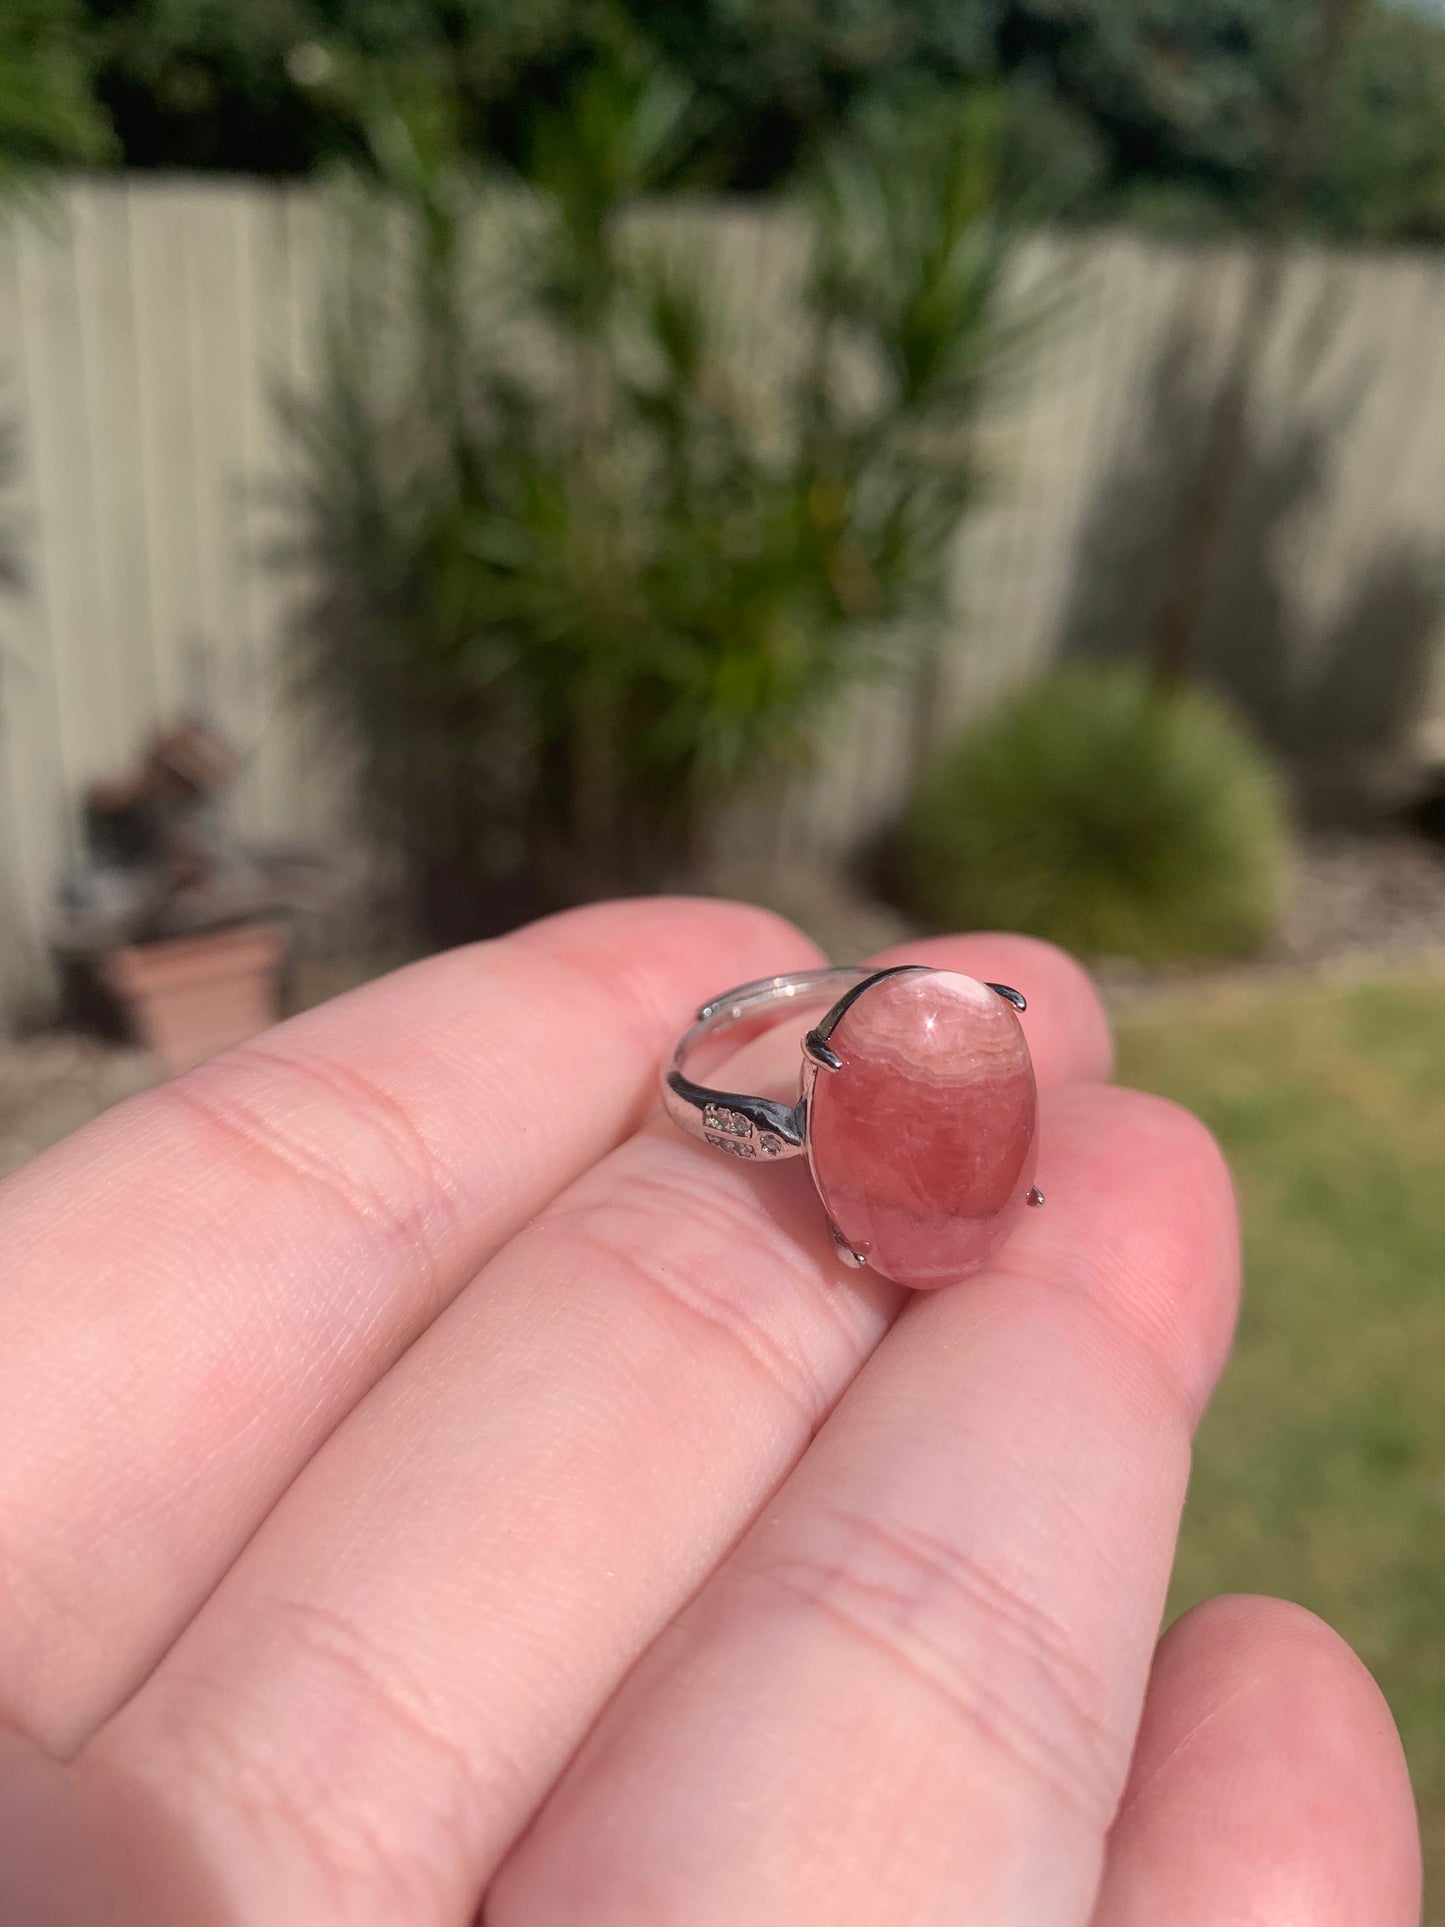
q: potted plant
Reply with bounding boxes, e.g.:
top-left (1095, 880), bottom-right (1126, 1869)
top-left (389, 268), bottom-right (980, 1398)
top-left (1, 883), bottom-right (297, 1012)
top-left (101, 921), bottom-right (290, 1077)
top-left (53, 720), bottom-right (333, 1074)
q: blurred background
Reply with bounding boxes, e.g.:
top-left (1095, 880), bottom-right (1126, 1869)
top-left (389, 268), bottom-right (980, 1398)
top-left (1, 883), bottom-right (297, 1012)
top-left (0, 0), bottom-right (1443, 1904)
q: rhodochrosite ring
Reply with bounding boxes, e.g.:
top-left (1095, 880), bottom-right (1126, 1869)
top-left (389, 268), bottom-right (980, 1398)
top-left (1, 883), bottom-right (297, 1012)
top-left (662, 965), bottom-right (1044, 1290)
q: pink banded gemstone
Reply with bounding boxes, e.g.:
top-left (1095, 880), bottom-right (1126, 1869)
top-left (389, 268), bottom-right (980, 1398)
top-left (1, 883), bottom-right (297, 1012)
top-left (806, 969), bottom-right (1038, 1290)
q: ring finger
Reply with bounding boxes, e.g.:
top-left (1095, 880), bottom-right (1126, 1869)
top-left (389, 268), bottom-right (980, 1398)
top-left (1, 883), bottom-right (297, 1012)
top-left (1092, 1594), bottom-right (1419, 1926)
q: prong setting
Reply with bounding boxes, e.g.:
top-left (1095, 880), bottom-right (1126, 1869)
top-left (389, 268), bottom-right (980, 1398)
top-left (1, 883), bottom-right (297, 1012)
top-left (802, 1029), bottom-right (843, 1071)
top-left (986, 982), bottom-right (1027, 1012)
top-left (829, 1222), bottom-right (870, 1269)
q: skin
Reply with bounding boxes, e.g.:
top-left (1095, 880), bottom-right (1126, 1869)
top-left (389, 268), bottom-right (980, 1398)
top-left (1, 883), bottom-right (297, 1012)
top-left (0, 896), bottom-right (1421, 1927)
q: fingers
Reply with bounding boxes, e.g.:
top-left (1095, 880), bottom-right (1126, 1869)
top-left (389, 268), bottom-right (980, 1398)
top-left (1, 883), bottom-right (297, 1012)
top-left (0, 896), bottom-right (818, 1750)
top-left (489, 1081), bottom-right (1240, 1927)
top-left (84, 936), bottom-right (1109, 1927)
top-left (1092, 1594), bottom-right (1421, 1927)
top-left (0, 1725), bottom-right (206, 1927)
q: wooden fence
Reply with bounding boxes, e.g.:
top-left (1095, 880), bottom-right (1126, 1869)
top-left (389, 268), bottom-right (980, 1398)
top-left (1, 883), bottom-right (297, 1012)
top-left (3, 178), bottom-right (1445, 1021)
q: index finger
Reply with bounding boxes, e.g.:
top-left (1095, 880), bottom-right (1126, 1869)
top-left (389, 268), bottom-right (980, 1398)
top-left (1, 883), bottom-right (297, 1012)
top-left (0, 896), bottom-right (818, 1751)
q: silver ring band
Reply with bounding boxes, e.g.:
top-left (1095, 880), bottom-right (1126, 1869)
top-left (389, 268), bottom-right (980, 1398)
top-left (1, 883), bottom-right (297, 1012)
top-left (662, 965), bottom-right (1027, 1163)
top-left (661, 967), bottom-right (877, 1160)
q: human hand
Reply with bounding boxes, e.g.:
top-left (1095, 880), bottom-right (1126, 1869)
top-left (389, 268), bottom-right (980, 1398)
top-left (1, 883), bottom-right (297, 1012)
top-left (0, 899), bottom-right (1420, 1926)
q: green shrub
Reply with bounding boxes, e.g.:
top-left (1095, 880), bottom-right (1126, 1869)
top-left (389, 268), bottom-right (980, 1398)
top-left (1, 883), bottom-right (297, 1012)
top-left (901, 665), bottom-right (1289, 963)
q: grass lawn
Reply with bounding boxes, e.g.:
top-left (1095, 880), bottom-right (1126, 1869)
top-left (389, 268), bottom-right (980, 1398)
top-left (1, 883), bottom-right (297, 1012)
top-left (1116, 973), bottom-right (1445, 1914)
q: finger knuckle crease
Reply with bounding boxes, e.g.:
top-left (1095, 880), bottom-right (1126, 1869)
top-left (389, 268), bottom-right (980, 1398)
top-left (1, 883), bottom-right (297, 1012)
top-left (165, 1047), bottom-right (461, 1295)
top-left (136, 1666), bottom-right (390, 1909)
top-left (541, 1187), bottom-right (832, 1436)
top-left (749, 1509), bottom-right (1116, 1826)
top-left (183, 1597), bottom-right (496, 1912)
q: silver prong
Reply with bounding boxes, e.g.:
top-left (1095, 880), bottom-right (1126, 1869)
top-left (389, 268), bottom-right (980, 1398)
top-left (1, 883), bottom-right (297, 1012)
top-left (987, 982), bottom-right (1027, 1012)
top-left (829, 1223), bottom-right (870, 1268)
top-left (803, 1030), bottom-right (843, 1071)
top-left (1027, 1185), bottom-right (1045, 1207)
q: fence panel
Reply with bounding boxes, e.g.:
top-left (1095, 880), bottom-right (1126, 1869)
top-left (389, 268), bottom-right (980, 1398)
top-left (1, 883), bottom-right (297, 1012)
top-left (2, 181), bottom-right (1444, 1023)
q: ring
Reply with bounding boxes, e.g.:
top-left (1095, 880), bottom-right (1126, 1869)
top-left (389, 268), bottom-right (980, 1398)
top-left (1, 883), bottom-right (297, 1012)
top-left (662, 965), bottom-right (1043, 1291)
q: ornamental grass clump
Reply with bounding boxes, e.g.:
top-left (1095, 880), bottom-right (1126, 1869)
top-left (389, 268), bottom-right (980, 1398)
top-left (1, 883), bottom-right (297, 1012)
top-left (285, 52), bottom-right (1023, 946)
top-left (901, 665), bottom-right (1289, 964)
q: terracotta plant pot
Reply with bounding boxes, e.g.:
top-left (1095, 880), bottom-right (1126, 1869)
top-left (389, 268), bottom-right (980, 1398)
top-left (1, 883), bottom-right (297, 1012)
top-left (103, 922), bottom-right (288, 1076)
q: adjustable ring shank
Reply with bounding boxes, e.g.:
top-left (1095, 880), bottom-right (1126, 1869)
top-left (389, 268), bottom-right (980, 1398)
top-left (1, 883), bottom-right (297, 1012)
top-left (661, 968), bottom-right (870, 1161)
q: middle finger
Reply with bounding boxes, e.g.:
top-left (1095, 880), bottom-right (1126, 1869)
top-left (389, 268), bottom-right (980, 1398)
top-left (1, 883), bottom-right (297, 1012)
top-left (500, 1086), bottom-right (1248, 1927)
top-left (495, 1082), bottom-right (1239, 1927)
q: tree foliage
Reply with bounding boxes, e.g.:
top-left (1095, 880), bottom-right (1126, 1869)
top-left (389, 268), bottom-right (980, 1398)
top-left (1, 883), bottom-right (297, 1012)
top-left (1318, 1), bottom-right (1445, 241)
top-left (0, 0), bottom-right (111, 190)
top-left (4, 2), bottom-right (1428, 242)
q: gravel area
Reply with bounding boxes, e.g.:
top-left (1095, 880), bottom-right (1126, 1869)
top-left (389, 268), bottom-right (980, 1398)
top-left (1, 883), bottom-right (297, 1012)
top-left (1277, 831), bottom-right (1445, 966)
top-left (1095, 831), bottom-right (1445, 1005)
top-left (0, 1038), bottom-right (154, 1181)
top-left (2, 831), bottom-right (1442, 1181)
top-left (0, 954), bottom-right (378, 1181)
